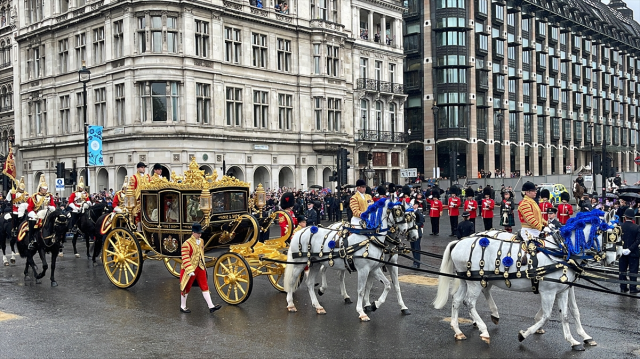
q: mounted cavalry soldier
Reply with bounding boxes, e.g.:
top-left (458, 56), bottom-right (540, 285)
top-left (518, 181), bottom-right (548, 241)
top-left (349, 179), bottom-right (373, 228)
top-left (10, 176), bottom-right (28, 227)
top-left (68, 176), bottom-right (90, 232)
top-left (26, 175), bottom-right (56, 250)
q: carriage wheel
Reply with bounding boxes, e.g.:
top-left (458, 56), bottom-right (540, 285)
top-left (268, 264), bottom-right (302, 293)
top-left (163, 258), bottom-right (182, 278)
top-left (213, 252), bottom-right (253, 305)
top-left (102, 228), bottom-right (144, 289)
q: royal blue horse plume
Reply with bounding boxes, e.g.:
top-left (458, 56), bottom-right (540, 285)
top-left (360, 198), bottom-right (402, 229)
top-left (559, 209), bottom-right (604, 259)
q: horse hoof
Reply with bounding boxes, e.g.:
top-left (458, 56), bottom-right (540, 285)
top-left (287, 306), bottom-right (297, 313)
top-left (35, 278), bottom-right (42, 284)
top-left (317, 289), bottom-right (324, 296)
top-left (480, 336), bottom-right (491, 344)
top-left (535, 329), bottom-right (545, 335)
top-left (24, 276), bottom-right (31, 282)
top-left (316, 307), bottom-right (326, 315)
top-left (3, 261), bottom-right (8, 266)
top-left (314, 283), bottom-right (319, 287)
top-left (364, 305), bottom-right (371, 313)
top-left (584, 339), bottom-right (597, 346)
top-left (359, 315), bottom-right (370, 322)
top-left (51, 281), bottom-right (58, 287)
top-left (344, 298), bottom-right (352, 304)
top-left (571, 344), bottom-right (585, 351)
top-left (74, 253), bottom-right (80, 258)
top-left (491, 315), bottom-right (499, 325)
top-left (473, 322), bottom-right (478, 328)
top-left (518, 331), bottom-right (526, 342)
top-left (401, 309), bottom-right (411, 315)
top-left (454, 333), bottom-right (467, 341)
top-left (370, 303), bottom-right (378, 312)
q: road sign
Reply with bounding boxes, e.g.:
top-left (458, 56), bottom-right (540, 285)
top-left (55, 178), bottom-right (64, 191)
top-left (584, 175), bottom-right (593, 182)
top-left (400, 168), bottom-right (417, 178)
top-left (635, 156), bottom-right (640, 165)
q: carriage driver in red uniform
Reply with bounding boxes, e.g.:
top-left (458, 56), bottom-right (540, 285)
top-left (180, 222), bottom-right (222, 314)
top-left (26, 175), bottom-right (56, 250)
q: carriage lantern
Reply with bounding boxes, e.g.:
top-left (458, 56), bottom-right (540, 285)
top-left (255, 183), bottom-right (266, 212)
top-left (124, 179), bottom-right (136, 211)
top-left (199, 188), bottom-right (212, 226)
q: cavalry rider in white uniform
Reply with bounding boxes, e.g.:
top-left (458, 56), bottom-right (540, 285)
top-left (67, 176), bottom-right (90, 232)
top-left (26, 175), bottom-right (56, 249)
top-left (10, 176), bottom-right (29, 227)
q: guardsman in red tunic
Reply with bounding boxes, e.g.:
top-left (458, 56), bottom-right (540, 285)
top-left (463, 188), bottom-right (478, 227)
top-left (10, 176), bottom-right (28, 223)
top-left (111, 176), bottom-right (129, 213)
top-left (481, 187), bottom-right (495, 231)
top-left (518, 181), bottom-right (548, 240)
top-left (447, 186), bottom-right (461, 236)
top-left (428, 190), bottom-right (443, 235)
top-left (539, 189), bottom-right (553, 222)
top-left (67, 176), bottom-right (90, 231)
top-left (279, 192), bottom-right (298, 237)
top-left (26, 175), bottom-right (56, 249)
top-left (557, 192), bottom-right (573, 225)
top-left (179, 223), bottom-right (222, 314)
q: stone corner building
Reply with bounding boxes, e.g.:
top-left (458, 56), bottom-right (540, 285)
top-left (405, 0), bottom-right (640, 179)
top-left (14, 0), bottom-right (406, 194)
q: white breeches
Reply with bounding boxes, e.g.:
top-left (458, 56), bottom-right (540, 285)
top-left (17, 203), bottom-right (27, 217)
top-left (520, 228), bottom-right (541, 241)
top-left (350, 217), bottom-right (362, 228)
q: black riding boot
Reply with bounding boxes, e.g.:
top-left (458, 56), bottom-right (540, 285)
top-left (28, 219), bottom-right (36, 250)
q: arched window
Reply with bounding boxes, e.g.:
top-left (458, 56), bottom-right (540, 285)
top-left (375, 101), bottom-right (382, 133)
top-left (360, 99), bottom-right (368, 132)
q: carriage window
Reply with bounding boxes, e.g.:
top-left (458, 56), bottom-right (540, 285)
top-left (229, 192), bottom-right (246, 211)
top-left (210, 191), bottom-right (247, 212)
top-left (143, 194), bottom-right (158, 222)
top-left (211, 193), bottom-right (226, 213)
top-left (184, 194), bottom-right (204, 222)
top-left (161, 193), bottom-right (180, 223)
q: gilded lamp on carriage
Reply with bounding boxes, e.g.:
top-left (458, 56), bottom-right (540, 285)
top-left (254, 183), bottom-right (266, 213)
top-left (199, 187), bottom-right (212, 226)
top-left (124, 178), bottom-right (136, 218)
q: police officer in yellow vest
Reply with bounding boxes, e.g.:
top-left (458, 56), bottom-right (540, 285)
top-left (349, 179), bottom-right (373, 227)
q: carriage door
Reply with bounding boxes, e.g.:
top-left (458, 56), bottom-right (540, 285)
top-left (159, 191), bottom-right (181, 226)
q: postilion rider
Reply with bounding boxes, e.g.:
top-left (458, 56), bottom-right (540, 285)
top-left (67, 176), bottom-right (90, 232)
top-left (179, 222), bottom-right (222, 314)
top-left (349, 179), bottom-right (373, 228)
top-left (518, 181), bottom-right (548, 241)
top-left (26, 175), bottom-right (56, 250)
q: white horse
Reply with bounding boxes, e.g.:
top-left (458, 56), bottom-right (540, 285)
top-left (283, 198), bottom-right (419, 321)
top-left (434, 210), bottom-right (607, 350)
top-left (315, 207), bottom-right (418, 314)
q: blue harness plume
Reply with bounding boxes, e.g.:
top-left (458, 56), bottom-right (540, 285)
top-left (360, 198), bottom-right (403, 230)
top-left (558, 209), bottom-right (606, 259)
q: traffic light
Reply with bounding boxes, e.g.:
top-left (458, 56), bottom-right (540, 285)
top-left (339, 148), bottom-right (351, 185)
top-left (329, 171), bottom-right (338, 182)
top-left (56, 162), bottom-right (65, 179)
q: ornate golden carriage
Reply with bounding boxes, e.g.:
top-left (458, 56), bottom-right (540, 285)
top-left (101, 158), bottom-right (294, 304)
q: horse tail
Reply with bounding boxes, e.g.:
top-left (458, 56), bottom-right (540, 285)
top-left (283, 248), bottom-right (301, 293)
top-left (433, 240), bottom-right (458, 309)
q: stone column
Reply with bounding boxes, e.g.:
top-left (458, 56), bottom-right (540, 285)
top-left (380, 15), bottom-right (386, 45)
top-left (352, 6), bottom-right (358, 39)
top-left (423, 6), bottom-right (436, 178)
top-left (368, 11), bottom-right (373, 43)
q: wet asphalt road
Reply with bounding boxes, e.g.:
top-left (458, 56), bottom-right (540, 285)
top-left (1, 215), bottom-right (640, 358)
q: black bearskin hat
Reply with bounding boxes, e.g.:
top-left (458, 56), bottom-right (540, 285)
top-left (280, 192), bottom-right (295, 209)
top-left (402, 185), bottom-right (412, 196)
top-left (540, 189), bottom-right (550, 200)
top-left (522, 181), bottom-right (536, 192)
top-left (560, 192), bottom-right (570, 202)
top-left (483, 186), bottom-right (492, 197)
top-left (377, 185), bottom-right (386, 196)
top-left (450, 186), bottom-right (461, 196)
top-left (465, 188), bottom-right (474, 198)
top-left (388, 183), bottom-right (396, 193)
top-left (365, 186), bottom-right (372, 196)
top-left (296, 215), bottom-right (307, 223)
top-left (430, 188), bottom-right (440, 198)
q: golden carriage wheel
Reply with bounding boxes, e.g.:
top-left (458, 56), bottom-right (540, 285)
top-left (102, 227), bottom-right (144, 289)
top-left (213, 252), bottom-right (253, 305)
top-left (163, 258), bottom-right (182, 278)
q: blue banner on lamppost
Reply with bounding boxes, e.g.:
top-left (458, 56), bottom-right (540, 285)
top-left (88, 125), bottom-right (104, 166)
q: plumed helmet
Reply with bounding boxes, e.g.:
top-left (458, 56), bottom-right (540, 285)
top-left (624, 208), bottom-right (635, 219)
top-left (483, 186), bottom-right (492, 197)
top-left (522, 181), bottom-right (536, 192)
top-left (37, 174), bottom-right (48, 191)
top-left (17, 176), bottom-right (26, 192)
top-left (560, 192), bottom-right (570, 202)
top-left (280, 192), bottom-right (295, 209)
top-left (376, 185), bottom-right (386, 196)
top-left (356, 179), bottom-right (366, 187)
top-left (77, 176), bottom-right (85, 191)
top-left (402, 185), bottom-right (412, 196)
top-left (540, 189), bottom-right (550, 199)
top-left (465, 188), bottom-right (474, 198)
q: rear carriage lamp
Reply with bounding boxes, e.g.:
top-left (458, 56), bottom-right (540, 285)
top-left (255, 183), bottom-right (266, 211)
top-left (200, 189), bottom-right (212, 225)
top-left (124, 180), bottom-right (136, 210)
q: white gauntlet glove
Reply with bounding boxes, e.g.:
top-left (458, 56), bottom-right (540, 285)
top-left (622, 249), bottom-right (631, 256)
top-left (48, 206), bottom-right (56, 211)
top-left (28, 211), bottom-right (36, 219)
top-left (543, 226), bottom-right (553, 233)
top-left (189, 272), bottom-right (195, 277)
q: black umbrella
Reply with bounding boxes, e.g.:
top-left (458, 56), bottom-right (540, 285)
top-left (309, 185), bottom-right (322, 189)
top-left (465, 181), bottom-right (478, 186)
top-left (343, 184), bottom-right (356, 189)
top-left (617, 185), bottom-right (640, 194)
top-left (605, 193), bottom-right (619, 199)
top-left (618, 192), bottom-right (640, 199)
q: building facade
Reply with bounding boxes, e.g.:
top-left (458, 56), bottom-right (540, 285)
top-left (13, 0), bottom-right (406, 195)
top-left (0, 0), bottom-right (15, 187)
top-left (406, 0), bottom-right (640, 179)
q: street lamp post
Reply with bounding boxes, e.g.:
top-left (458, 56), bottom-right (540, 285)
top-left (496, 109), bottom-right (504, 185)
top-left (78, 61), bottom-right (91, 188)
top-left (602, 124), bottom-right (607, 200)
top-left (588, 122), bottom-right (595, 193)
top-left (431, 103), bottom-right (439, 179)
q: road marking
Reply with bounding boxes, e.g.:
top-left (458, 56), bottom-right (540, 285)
top-left (398, 275), bottom-right (438, 286)
top-left (0, 311), bottom-right (21, 322)
top-left (443, 317), bottom-right (473, 324)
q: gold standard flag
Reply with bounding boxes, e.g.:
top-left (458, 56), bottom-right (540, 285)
top-left (2, 145), bottom-right (16, 183)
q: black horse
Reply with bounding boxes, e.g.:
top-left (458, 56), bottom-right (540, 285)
top-left (16, 208), bottom-right (68, 286)
top-left (0, 207), bottom-right (16, 265)
top-left (72, 202), bottom-right (109, 260)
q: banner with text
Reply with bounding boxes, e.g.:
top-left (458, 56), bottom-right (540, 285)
top-left (88, 125), bottom-right (104, 166)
